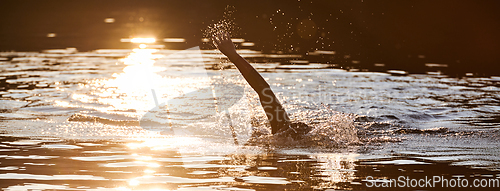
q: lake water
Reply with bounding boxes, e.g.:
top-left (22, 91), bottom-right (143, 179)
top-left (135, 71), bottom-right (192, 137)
top-left (0, 46), bottom-right (499, 190)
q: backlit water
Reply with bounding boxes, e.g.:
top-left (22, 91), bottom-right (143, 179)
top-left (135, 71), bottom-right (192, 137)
top-left (0, 46), bottom-right (499, 190)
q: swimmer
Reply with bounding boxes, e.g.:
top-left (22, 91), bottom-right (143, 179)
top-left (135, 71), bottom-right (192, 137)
top-left (212, 32), bottom-right (311, 138)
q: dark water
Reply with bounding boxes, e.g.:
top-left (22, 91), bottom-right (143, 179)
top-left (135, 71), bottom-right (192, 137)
top-left (0, 47), bottom-right (500, 190)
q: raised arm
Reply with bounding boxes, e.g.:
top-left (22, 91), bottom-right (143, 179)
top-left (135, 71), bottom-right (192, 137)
top-left (212, 32), bottom-right (291, 134)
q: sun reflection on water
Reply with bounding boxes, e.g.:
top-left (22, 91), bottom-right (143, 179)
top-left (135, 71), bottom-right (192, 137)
top-left (312, 153), bottom-right (358, 188)
top-left (79, 44), bottom-right (215, 120)
top-left (127, 137), bottom-right (204, 151)
top-left (130, 37), bottom-right (157, 44)
top-left (111, 48), bottom-right (165, 91)
top-left (81, 46), bottom-right (169, 115)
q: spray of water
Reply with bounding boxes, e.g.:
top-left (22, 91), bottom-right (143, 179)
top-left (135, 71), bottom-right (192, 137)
top-left (204, 5), bottom-right (241, 45)
top-left (242, 88), bottom-right (360, 148)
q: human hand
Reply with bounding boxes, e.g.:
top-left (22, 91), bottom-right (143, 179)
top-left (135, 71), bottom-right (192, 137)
top-left (212, 32), bottom-right (238, 58)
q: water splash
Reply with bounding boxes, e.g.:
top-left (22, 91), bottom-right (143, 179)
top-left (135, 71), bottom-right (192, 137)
top-left (246, 105), bottom-right (360, 148)
top-left (204, 5), bottom-right (240, 45)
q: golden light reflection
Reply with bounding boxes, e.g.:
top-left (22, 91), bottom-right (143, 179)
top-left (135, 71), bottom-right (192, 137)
top-left (66, 43), bottom-right (216, 140)
top-left (163, 38), bottom-right (186, 42)
top-left (54, 100), bottom-right (71, 108)
top-left (104, 18), bottom-right (115, 23)
top-left (127, 137), bottom-right (203, 150)
top-left (129, 179), bottom-right (140, 186)
top-left (130, 37), bottom-right (156, 44)
top-left (97, 47), bottom-right (165, 113)
top-left (138, 156), bottom-right (153, 161)
top-left (146, 162), bottom-right (161, 168)
top-left (144, 169), bottom-right (156, 174)
top-left (71, 93), bottom-right (92, 103)
top-left (311, 153), bottom-right (358, 185)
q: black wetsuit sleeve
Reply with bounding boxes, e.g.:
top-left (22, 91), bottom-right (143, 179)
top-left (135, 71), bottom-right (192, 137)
top-left (227, 55), bottom-right (291, 134)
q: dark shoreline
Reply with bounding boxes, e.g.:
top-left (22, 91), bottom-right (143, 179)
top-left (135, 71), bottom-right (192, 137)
top-left (2, 0), bottom-right (500, 76)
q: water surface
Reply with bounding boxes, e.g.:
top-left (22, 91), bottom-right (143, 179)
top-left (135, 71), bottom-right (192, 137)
top-left (0, 47), bottom-right (499, 190)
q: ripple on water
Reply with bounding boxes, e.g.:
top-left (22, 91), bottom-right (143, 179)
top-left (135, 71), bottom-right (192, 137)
top-left (41, 144), bottom-right (83, 149)
top-left (23, 163), bottom-right (56, 166)
top-left (0, 173), bottom-right (106, 180)
top-left (100, 161), bottom-right (162, 168)
top-left (235, 176), bottom-right (290, 185)
top-left (177, 164), bottom-right (248, 169)
top-left (257, 166), bottom-right (278, 170)
top-left (2, 139), bottom-right (61, 146)
top-left (156, 156), bottom-right (229, 163)
top-left (0, 155), bottom-right (59, 160)
top-left (4, 183), bottom-right (69, 191)
top-left (187, 171), bottom-right (218, 175)
top-left (0, 166), bottom-right (19, 170)
top-left (361, 159), bottom-right (431, 165)
top-left (81, 150), bottom-right (128, 154)
top-left (71, 155), bottom-right (132, 161)
top-left (130, 175), bottom-right (234, 184)
top-left (177, 186), bottom-right (256, 191)
top-left (0, 100), bottom-right (28, 110)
